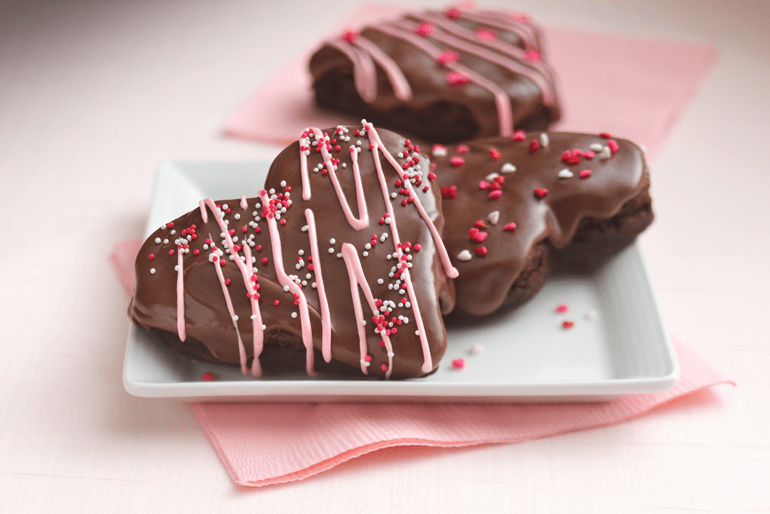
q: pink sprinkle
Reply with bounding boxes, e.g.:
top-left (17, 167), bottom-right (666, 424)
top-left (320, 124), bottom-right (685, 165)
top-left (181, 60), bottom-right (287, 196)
top-left (556, 304), bottom-right (569, 313)
top-left (579, 169), bottom-right (592, 179)
top-left (512, 130), bottom-right (526, 142)
top-left (456, 144), bottom-right (470, 154)
top-left (437, 50), bottom-right (460, 65)
top-left (478, 180), bottom-right (491, 190)
top-left (488, 189), bottom-right (502, 200)
top-left (452, 358), bottom-right (465, 369)
top-left (342, 30), bottom-right (359, 43)
top-left (503, 222), bottom-right (517, 232)
top-left (450, 156), bottom-right (465, 167)
top-left (524, 49), bottom-right (541, 62)
top-left (446, 71), bottom-right (470, 86)
top-left (381, 363), bottom-right (388, 372)
top-left (533, 188), bottom-right (548, 199)
top-left (607, 139), bottom-right (620, 154)
top-left (489, 147), bottom-right (501, 160)
top-left (200, 371), bottom-right (216, 381)
top-left (583, 150), bottom-right (595, 159)
top-left (529, 140), bottom-right (539, 153)
top-left (445, 7), bottom-right (461, 18)
top-left (475, 28), bottom-right (497, 41)
top-left (415, 22), bottom-right (434, 36)
top-left (441, 186), bottom-right (458, 199)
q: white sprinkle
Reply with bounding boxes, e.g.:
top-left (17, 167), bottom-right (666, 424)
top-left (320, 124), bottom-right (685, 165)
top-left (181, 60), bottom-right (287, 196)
top-left (432, 145), bottom-right (447, 157)
top-left (291, 312), bottom-right (298, 319)
top-left (360, 320), bottom-right (366, 326)
top-left (415, 330), bottom-right (420, 336)
top-left (301, 225), bottom-right (309, 232)
top-left (268, 189), bottom-right (275, 195)
top-left (155, 237), bottom-right (161, 244)
top-left (391, 192), bottom-right (397, 199)
top-left (558, 169), bottom-right (574, 179)
top-left (150, 268), bottom-right (156, 274)
top-left (203, 244), bottom-right (209, 250)
top-left (342, 163), bottom-right (347, 168)
top-left (589, 143), bottom-right (604, 152)
top-left (599, 146), bottom-right (612, 160)
top-left (328, 247), bottom-right (334, 253)
top-left (232, 315), bottom-right (239, 321)
top-left (329, 238), bottom-right (336, 244)
top-left (222, 204), bottom-right (229, 210)
top-left (306, 273), bottom-right (312, 279)
top-left (469, 344), bottom-right (484, 356)
top-left (336, 253), bottom-right (342, 259)
top-left (280, 180), bottom-right (287, 187)
top-left (377, 278), bottom-right (384, 285)
top-left (161, 224), bottom-right (167, 230)
top-left (387, 352), bottom-right (394, 357)
top-left (250, 314), bottom-right (257, 320)
top-left (174, 265), bottom-right (179, 271)
top-left (457, 249), bottom-right (473, 261)
top-left (365, 243), bottom-right (371, 250)
top-left (485, 171), bottom-right (500, 181)
top-left (234, 213), bottom-right (240, 220)
top-left (163, 239), bottom-right (169, 245)
top-left (283, 285), bottom-right (290, 292)
top-left (363, 251), bottom-right (369, 257)
top-left (488, 210), bottom-right (500, 225)
top-left (585, 310), bottom-right (598, 320)
top-left (312, 282), bottom-right (317, 288)
top-left (501, 163), bottom-right (516, 174)
top-left (262, 324), bottom-right (267, 330)
top-left (540, 133), bottom-right (550, 147)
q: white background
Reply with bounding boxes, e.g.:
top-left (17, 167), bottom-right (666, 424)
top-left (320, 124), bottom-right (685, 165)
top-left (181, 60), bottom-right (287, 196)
top-left (1, 0), bottom-right (768, 512)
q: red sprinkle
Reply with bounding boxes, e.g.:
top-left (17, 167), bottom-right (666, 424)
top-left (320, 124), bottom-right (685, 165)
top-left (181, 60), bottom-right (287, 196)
top-left (456, 144), bottom-right (470, 154)
top-left (474, 246), bottom-right (488, 256)
top-left (579, 169), bottom-right (592, 179)
top-left (488, 189), bottom-right (503, 200)
top-left (512, 130), bottom-right (526, 142)
top-left (600, 132), bottom-right (612, 139)
top-left (200, 371), bottom-right (216, 381)
top-left (148, 254), bottom-right (155, 260)
top-left (224, 279), bottom-right (231, 285)
top-left (167, 222), bottom-right (174, 228)
top-left (475, 28), bottom-right (497, 41)
top-left (583, 150), bottom-right (595, 159)
top-left (503, 222), bottom-right (517, 232)
top-left (533, 188), bottom-right (548, 199)
top-left (556, 304), bottom-right (569, 313)
top-left (607, 139), bottom-right (620, 154)
top-left (437, 50), bottom-right (460, 65)
top-left (381, 364), bottom-right (388, 372)
top-left (415, 22), bottom-right (434, 37)
top-left (524, 49), bottom-right (541, 62)
top-left (193, 249), bottom-right (200, 255)
top-left (169, 249), bottom-right (175, 256)
top-left (489, 147), bottom-right (501, 160)
top-left (562, 320), bottom-right (575, 329)
top-left (473, 220), bottom-right (487, 229)
top-left (528, 140), bottom-right (539, 153)
top-left (449, 156), bottom-right (465, 167)
top-left (445, 7), bottom-right (461, 18)
top-left (452, 358), bottom-right (465, 369)
top-left (478, 180), bottom-right (491, 190)
top-left (342, 30), bottom-right (359, 43)
top-left (446, 71), bottom-right (470, 86)
top-left (274, 300), bottom-right (280, 306)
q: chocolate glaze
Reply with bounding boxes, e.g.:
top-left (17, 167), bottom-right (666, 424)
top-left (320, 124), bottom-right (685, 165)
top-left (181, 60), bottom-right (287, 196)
top-left (433, 132), bottom-right (650, 316)
top-left (309, 7), bottom-right (560, 144)
top-left (130, 124), bottom-right (456, 379)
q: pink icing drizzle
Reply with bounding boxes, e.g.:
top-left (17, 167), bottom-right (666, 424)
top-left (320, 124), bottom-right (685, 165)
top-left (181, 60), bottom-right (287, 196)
top-left (341, 243), bottom-right (394, 377)
top-left (199, 198), bottom-right (264, 375)
top-left (374, 23), bottom-right (513, 137)
top-left (260, 190), bottom-right (316, 377)
top-left (407, 13), bottom-right (554, 106)
top-left (352, 36), bottom-right (413, 101)
top-left (240, 195), bottom-right (248, 210)
top-left (304, 208), bottom-right (332, 363)
top-left (209, 242), bottom-right (248, 374)
top-left (324, 145), bottom-right (369, 230)
top-left (299, 127), bottom-right (335, 201)
top-left (325, 39), bottom-right (377, 102)
top-left (176, 249), bottom-right (186, 342)
top-left (460, 9), bottom-right (539, 51)
top-left (242, 242), bottom-right (264, 377)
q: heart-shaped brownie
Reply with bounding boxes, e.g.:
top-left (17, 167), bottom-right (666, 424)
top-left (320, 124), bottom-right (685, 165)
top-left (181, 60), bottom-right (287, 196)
top-left (130, 122), bottom-right (457, 379)
top-left (433, 131), bottom-right (652, 316)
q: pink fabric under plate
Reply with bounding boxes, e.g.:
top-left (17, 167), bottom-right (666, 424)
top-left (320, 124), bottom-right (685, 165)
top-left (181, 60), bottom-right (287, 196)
top-left (223, 3), bottom-right (718, 162)
top-left (117, 5), bottom-right (726, 487)
top-left (113, 241), bottom-right (733, 487)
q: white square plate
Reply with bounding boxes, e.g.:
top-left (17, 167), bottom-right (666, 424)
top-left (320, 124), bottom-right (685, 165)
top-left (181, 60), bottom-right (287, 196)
top-left (123, 161), bottom-right (678, 402)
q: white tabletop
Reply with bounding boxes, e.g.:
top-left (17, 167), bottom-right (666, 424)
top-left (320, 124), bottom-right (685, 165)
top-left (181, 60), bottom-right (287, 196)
top-left (1, 0), bottom-right (768, 512)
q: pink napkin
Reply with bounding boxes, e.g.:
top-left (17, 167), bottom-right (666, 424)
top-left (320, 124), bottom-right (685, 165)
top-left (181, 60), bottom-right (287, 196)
top-left (223, 3), bottom-right (718, 162)
top-left (112, 241), bottom-right (733, 487)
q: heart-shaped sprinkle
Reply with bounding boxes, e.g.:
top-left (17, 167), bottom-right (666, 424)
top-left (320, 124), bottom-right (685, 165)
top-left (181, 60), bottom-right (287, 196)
top-left (589, 143), bottom-right (604, 152)
top-left (598, 147), bottom-right (612, 160)
top-left (415, 22), bottom-right (434, 37)
top-left (485, 172), bottom-right (500, 181)
top-left (511, 130), bottom-right (526, 142)
top-left (558, 169), bottom-right (573, 179)
top-left (473, 220), bottom-right (487, 229)
top-left (456, 144), bottom-right (470, 154)
top-left (441, 185), bottom-right (458, 199)
top-left (562, 320), bottom-right (574, 329)
top-left (488, 190), bottom-right (503, 199)
top-left (500, 163), bottom-right (516, 174)
top-left (528, 140), bottom-right (539, 153)
top-left (474, 246), bottom-right (488, 256)
top-left (579, 169), bottom-right (592, 179)
top-left (607, 139), bottom-right (620, 154)
top-left (487, 210), bottom-right (500, 225)
top-left (503, 222), bottom-right (517, 232)
top-left (450, 156), bottom-right (465, 167)
top-left (478, 180), bottom-right (491, 190)
top-left (533, 188), bottom-right (548, 198)
top-left (446, 71), bottom-right (470, 86)
top-left (489, 147), bottom-right (501, 160)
